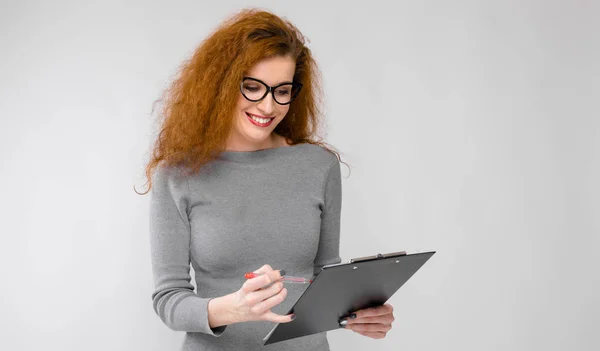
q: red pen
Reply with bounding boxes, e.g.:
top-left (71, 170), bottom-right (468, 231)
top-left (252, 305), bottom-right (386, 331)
top-left (244, 272), bottom-right (312, 284)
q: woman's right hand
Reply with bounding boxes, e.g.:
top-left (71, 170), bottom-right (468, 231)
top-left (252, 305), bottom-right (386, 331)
top-left (207, 264), bottom-right (295, 328)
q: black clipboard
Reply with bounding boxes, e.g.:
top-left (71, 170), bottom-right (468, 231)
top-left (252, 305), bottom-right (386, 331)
top-left (263, 250), bottom-right (436, 345)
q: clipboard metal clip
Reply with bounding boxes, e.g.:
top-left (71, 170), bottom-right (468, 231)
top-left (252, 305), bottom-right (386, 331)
top-left (350, 251), bottom-right (407, 264)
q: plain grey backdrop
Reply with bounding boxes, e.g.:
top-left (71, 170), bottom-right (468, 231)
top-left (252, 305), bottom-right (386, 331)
top-left (1, 0), bottom-right (598, 350)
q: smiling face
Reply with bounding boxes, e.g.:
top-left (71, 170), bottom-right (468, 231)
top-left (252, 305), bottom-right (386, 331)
top-left (226, 55), bottom-right (296, 151)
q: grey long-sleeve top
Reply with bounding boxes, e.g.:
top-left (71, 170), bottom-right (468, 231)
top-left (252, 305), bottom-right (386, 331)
top-left (149, 143), bottom-right (342, 350)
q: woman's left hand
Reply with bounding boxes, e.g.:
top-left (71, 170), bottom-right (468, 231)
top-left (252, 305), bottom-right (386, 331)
top-left (340, 303), bottom-right (395, 339)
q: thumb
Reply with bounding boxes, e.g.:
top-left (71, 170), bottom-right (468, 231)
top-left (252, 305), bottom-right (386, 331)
top-left (262, 311), bottom-right (296, 324)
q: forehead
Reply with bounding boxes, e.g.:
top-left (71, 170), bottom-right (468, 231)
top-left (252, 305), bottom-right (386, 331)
top-left (246, 55), bottom-right (296, 85)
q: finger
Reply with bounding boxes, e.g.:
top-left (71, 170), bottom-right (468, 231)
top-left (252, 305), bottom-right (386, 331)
top-left (347, 314), bottom-right (395, 325)
top-left (352, 304), bottom-right (393, 319)
top-left (252, 264), bottom-right (274, 274)
top-left (242, 266), bottom-right (284, 292)
top-left (242, 270), bottom-right (284, 293)
top-left (354, 330), bottom-right (387, 339)
top-left (262, 267), bottom-right (284, 284)
top-left (261, 311), bottom-right (296, 324)
top-left (253, 265), bottom-right (285, 280)
top-left (251, 287), bottom-right (288, 315)
top-left (241, 274), bottom-right (273, 293)
top-left (347, 322), bottom-right (392, 333)
top-left (244, 282), bottom-right (283, 305)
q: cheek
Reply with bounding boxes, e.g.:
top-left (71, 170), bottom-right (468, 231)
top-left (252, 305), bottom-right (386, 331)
top-left (237, 98), bottom-right (252, 112)
top-left (277, 106), bottom-right (290, 118)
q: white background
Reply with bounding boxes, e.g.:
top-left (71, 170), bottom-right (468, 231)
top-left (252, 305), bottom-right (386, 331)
top-left (1, 0), bottom-right (598, 350)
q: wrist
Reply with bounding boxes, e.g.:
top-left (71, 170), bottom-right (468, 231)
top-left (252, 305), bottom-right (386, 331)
top-left (208, 293), bottom-right (238, 328)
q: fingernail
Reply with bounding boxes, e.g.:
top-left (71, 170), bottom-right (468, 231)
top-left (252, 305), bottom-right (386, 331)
top-left (279, 270), bottom-right (286, 277)
top-left (349, 313), bottom-right (357, 319)
top-left (290, 314), bottom-right (296, 320)
top-left (339, 319), bottom-right (348, 326)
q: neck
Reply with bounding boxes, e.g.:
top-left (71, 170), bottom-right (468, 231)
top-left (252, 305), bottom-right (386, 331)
top-left (225, 133), bottom-right (281, 152)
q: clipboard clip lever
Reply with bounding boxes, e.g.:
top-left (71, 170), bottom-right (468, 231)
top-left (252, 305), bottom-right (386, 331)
top-left (350, 251), bottom-right (407, 263)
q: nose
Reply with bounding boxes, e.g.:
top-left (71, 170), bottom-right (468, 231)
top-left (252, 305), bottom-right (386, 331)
top-left (256, 92), bottom-right (276, 115)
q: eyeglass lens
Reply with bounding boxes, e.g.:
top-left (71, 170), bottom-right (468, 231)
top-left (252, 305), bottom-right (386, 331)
top-left (241, 79), bottom-right (299, 104)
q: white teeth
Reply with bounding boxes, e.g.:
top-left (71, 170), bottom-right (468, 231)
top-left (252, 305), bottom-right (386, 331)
top-left (249, 114), bottom-right (271, 124)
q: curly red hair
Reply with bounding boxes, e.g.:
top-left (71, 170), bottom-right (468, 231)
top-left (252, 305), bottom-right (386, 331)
top-left (135, 8), bottom-right (347, 195)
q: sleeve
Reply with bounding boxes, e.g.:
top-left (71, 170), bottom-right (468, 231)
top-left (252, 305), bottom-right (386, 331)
top-left (313, 159), bottom-right (343, 276)
top-left (149, 165), bottom-right (226, 336)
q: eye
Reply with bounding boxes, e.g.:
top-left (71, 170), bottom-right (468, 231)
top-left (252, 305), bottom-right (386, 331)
top-left (244, 85), bottom-right (260, 92)
top-left (275, 89), bottom-right (291, 96)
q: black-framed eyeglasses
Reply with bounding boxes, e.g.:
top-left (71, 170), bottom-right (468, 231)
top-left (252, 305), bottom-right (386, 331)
top-left (240, 77), bottom-right (303, 105)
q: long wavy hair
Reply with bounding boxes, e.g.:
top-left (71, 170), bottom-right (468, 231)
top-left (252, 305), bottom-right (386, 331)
top-left (135, 8), bottom-right (348, 195)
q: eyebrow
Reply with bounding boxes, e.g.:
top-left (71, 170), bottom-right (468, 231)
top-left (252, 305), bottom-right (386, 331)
top-left (244, 76), bottom-right (294, 86)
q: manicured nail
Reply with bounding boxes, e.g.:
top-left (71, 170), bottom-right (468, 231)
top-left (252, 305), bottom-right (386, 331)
top-left (290, 314), bottom-right (296, 320)
top-left (279, 270), bottom-right (286, 277)
top-left (349, 313), bottom-right (357, 319)
top-left (339, 319), bottom-right (348, 326)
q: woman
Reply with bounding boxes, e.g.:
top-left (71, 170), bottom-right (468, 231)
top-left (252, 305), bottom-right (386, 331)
top-left (137, 8), bottom-right (395, 350)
